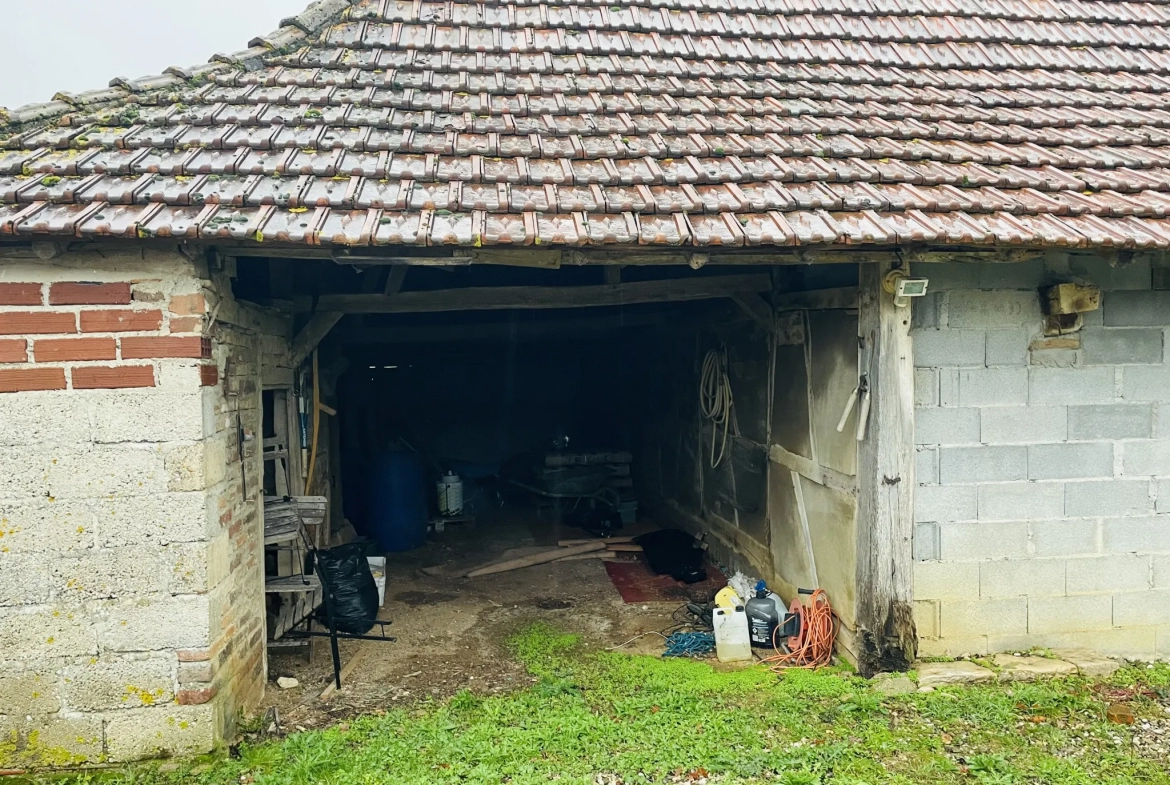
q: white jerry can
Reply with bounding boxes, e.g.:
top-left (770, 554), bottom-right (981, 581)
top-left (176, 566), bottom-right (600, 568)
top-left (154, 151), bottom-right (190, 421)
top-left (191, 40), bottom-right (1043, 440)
top-left (712, 605), bottom-right (752, 663)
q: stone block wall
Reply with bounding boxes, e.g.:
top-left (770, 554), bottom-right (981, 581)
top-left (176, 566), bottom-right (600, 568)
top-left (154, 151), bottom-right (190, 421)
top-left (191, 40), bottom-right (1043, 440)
top-left (912, 255), bottom-right (1170, 659)
top-left (0, 248), bottom-right (288, 766)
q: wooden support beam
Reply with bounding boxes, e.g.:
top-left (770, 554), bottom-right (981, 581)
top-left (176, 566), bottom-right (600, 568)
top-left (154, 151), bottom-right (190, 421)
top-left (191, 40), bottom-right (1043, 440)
top-left (384, 266), bottom-right (408, 295)
top-left (603, 266), bottom-right (622, 285)
top-left (301, 274), bottom-right (771, 314)
top-left (854, 263), bottom-right (916, 676)
top-left (774, 286), bottom-right (859, 312)
top-left (731, 292), bottom-right (775, 331)
top-left (291, 311), bottom-right (343, 367)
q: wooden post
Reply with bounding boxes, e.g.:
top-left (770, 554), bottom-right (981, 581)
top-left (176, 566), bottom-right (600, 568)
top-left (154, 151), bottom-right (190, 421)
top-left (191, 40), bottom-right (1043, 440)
top-left (855, 263), bottom-right (917, 675)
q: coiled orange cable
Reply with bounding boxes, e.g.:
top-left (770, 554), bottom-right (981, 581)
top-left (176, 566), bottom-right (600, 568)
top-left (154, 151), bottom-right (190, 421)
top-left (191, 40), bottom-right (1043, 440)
top-left (761, 589), bottom-right (837, 671)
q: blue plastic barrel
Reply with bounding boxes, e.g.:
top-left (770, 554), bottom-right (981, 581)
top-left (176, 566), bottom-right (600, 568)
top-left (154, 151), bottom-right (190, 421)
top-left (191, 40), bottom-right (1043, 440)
top-left (366, 450), bottom-right (428, 552)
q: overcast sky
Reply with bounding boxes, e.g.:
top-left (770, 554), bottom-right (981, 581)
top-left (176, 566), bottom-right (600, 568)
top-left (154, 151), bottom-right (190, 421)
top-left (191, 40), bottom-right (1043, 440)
top-left (0, 0), bottom-right (298, 109)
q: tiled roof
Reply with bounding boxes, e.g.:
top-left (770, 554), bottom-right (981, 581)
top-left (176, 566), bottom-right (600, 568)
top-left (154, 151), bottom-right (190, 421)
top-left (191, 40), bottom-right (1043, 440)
top-left (5, 0), bottom-right (1170, 250)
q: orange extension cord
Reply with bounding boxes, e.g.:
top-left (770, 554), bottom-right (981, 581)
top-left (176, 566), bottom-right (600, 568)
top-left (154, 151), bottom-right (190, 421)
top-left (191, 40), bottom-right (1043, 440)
top-left (761, 589), bottom-right (837, 671)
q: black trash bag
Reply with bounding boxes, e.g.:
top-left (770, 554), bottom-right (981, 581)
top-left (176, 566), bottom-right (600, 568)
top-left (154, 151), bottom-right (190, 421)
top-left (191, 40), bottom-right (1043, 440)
top-left (634, 529), bottom-right (708, 584)
top-left (313, 543), bottom-right (380, 635)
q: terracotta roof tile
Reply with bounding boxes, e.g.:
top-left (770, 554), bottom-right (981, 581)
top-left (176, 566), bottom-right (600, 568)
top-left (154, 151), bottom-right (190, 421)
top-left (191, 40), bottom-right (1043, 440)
top-left (5, 0), bottom-right (1170, 249)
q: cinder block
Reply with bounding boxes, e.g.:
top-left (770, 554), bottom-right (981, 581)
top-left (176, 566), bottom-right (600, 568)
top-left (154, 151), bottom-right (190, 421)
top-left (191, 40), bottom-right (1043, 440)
top-left (1028, 442), bottom-right (1114, 480)
top-left (914, 329), bottom-right (986, 368)
top-left (939, 370), bottom-right (959, 406)
top-left (1155, 555), bottom-right (1170, 588)
top-left (1029, 367), bottom-right (1116, 404)
top-left (918, 636), bottom-right (988, 658)
top-left (978, 482), bottom-right (1065, 521)
top-left (980, 406), bottom-right (1067, 444)
top-left (0, 715), bottom-right (104, 767)
top-left (1113, 590), bottom-right (1170, 626)
top-left (911, 293), bottom-right (942, 329)
top-left (980, 559), bottom-right (1065, 598)
top-left (948, 290), bottom-right (1042, 329)
top-left (1066, 554), bottom-right (1151, 594)
top-left (48, 445), bottom-right (169, 499)
top-left (916, 447), bottom-right (939, 485)
top-left (1103, 290), bottom-right (1170, 326)
top-left (913, 600), bottom-right (940, 638)
top-left (97, 595), bottom-right (211, 653)
top-left (1121, 440), bottom-right (1170, 477)
top-left (1027, 594), bottom-right (1114, 634)
top-left (52, 548), bottom-right (169, 601)
top-left (939, 445), bottom-right (1028, 483)
top-left (0, 500), bottom-right (94, 553)
top-left (1068, 256), bottom-right (1152, 291)
top-left (939, 521), bottom-right (1029, 560)
top-left (0, 607), bottom-right (97, 657)
top-left (1102, 518), bottom-right (1170, 554)
top-left (0, 666), bottom-right (61, 714)
top-left (1082, 328), bottom-right (1164, 365)
top-left (1120, 365), bottom-right (1170, 402)
top-left (1159, 480), bottom-right (1170, 513)
top-left (915, 561), bottom-right (979, 600)
top-left (0, 392), bottom-right (93, 447)
top-left (915, 484), bottom-right (978, 523)
top-left (914, 522), bottom-right (940, 561)
top-left (919, 263), bottom-right (982, 291)
top-left (60, 655), bottom-right (175, 711)
top-left (88, 390), bottom-right (205, 444)
top-left (977, 260), bottom-right (1047, 290)
top-left (989, 627), bottom-right (1156, 660)
top-left (985, 329), bottom-right (1031, 366)
top-left (1067, 404), bottom-right (1153, 440)
top-left (1031, 520), bottom-right (1100, 558)
top-left (1065, 480), bottom-right (1152, 517)
top-left (93, 493), bottom-right (208, 548)
top-left (939, 597), bottom-right (1028, 637)
top-left (915, 368), bottom-right (939, 407)
top-left (958, 367), bottom-right (1028, 406)
top-left (103, 705), bottom-right (216, 763)
top-left (0, 554), bottom-right (51, 606)
top-left (916, 407), bottom-right (980, 445)
top-left (0, 446), bottom-right (54, 501)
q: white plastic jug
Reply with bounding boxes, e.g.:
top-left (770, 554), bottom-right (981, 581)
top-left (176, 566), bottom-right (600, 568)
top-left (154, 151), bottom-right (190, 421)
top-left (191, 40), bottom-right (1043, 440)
top-left (712, 605), bottom-right (752, 663)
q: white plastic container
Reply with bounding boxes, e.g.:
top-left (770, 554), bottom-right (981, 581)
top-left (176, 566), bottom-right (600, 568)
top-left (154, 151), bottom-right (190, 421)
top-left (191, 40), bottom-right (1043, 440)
top-left (366, 556), bottom-right (387, 607)
top-left (712, 605), bottom-right (752, 663)
top-left (436, 472), bottom-right (463, 515)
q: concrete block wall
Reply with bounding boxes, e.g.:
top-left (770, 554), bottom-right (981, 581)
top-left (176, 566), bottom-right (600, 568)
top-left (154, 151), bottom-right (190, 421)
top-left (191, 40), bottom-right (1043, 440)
top-left (0, 249), bottom-right (282, 766)
top-left (912, 254), bottom-right (1170, 660)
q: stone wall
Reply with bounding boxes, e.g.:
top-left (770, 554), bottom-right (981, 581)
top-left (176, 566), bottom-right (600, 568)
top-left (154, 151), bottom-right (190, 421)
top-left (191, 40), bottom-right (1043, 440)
top-left (0, 248), bottom-right (289, 766)
top-left (912, 255), bottom-right (1170, 659)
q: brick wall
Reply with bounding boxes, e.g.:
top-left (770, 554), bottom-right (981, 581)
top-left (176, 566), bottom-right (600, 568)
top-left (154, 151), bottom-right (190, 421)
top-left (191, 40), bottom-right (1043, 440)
top-left (0, 249), bottom-right (290, 766)
top-left (912, 254), bottom-right (1170, 660)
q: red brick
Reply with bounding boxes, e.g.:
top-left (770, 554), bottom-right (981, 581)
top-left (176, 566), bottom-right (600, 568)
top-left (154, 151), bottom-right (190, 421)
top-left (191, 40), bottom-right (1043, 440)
top-left (0, 339), bottom-right (27, 363)
top-left (49, 281), bottom-right (132, 306)
top-left (0, 368), bottom-right (66, 393)
top-left (176, 686), bottom-right (218, 706)
top-left (79, 309), bottom-right (163, 333)
top-left (169, 316), bottom-right (204, 334)
top-left (169, 293), bottom-right (206, 315)
top-left (0, 283), bottom-right (43, 306)
top-left (200, 364), bottom-right (219, 386)
top-left (0, 311), bottom-right (77, 335)
top-left (72, 365), bottom-right (155, 389)
top-left (121, 336), bottom-right (210, 359)
top-left (34, 337), bottom-right (116, 362)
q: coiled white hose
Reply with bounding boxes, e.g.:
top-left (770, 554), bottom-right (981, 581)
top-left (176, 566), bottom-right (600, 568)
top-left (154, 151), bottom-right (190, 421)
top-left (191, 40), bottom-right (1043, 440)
top-left (699, 348), bottom-right (736, 468)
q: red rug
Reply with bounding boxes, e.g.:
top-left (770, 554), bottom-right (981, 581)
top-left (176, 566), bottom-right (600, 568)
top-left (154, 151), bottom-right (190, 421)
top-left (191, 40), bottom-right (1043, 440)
top-left (603, 556), bottom-right (727, 604)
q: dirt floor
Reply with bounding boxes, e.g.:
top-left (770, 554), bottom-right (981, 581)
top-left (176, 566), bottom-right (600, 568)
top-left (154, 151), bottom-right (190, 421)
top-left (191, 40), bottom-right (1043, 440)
top-left (260, 506), bottom-right (720, 732)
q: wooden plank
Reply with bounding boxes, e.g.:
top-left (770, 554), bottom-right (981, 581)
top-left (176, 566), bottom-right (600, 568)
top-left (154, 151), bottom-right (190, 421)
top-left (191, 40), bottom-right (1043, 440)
top-left (290, 311), bottom-right (344, 367)
top-left (558, 536), bottom-right (635, 546)
top-left (768, 444), bottom-right (859, 496)
top-left (303, 274), bottom-right (772, 314)
top-left (465, 542), bottom-right (606, 577)
top-left (384, 265), bottom-right (408, 295)
top-left (731, 292), bottom-right (775, 331)
top-left (854, 263), bottom-right (916, 676)
top-left (774, 286), bottom-right (859, 312)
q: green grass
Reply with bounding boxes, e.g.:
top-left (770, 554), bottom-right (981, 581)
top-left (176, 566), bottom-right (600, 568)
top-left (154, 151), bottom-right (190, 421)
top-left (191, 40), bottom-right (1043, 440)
top-left (24, 626), bottom-right (1170, 785)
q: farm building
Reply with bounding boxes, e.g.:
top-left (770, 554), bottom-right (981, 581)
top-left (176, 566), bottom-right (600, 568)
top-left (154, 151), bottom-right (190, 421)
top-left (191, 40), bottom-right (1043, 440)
top-left (1, 0), bottom-right (1169, 766)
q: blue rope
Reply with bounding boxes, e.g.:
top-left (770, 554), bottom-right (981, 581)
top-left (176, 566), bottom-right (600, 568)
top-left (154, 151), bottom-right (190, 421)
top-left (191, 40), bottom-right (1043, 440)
top-left (663, 631), bottom-right (716, 658)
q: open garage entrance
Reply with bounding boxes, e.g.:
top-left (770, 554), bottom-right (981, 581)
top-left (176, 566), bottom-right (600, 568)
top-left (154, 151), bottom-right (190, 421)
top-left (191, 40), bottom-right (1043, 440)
top-left (236, 257), bottom-right (909, 715)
